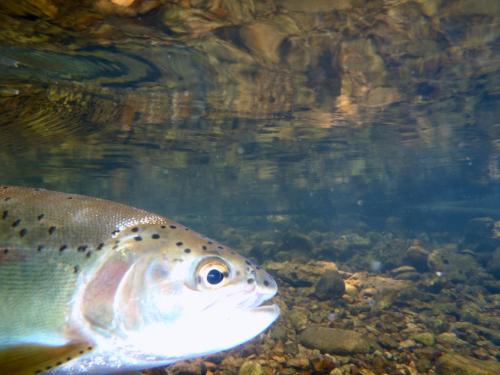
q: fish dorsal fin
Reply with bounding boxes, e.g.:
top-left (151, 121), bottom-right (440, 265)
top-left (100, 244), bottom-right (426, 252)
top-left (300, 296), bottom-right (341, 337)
top-left (0, 342), bottom-right (93, 375)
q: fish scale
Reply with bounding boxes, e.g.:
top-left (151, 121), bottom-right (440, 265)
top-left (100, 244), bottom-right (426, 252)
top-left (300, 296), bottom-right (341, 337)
top-left (0, 186), bottom-right (279, 374)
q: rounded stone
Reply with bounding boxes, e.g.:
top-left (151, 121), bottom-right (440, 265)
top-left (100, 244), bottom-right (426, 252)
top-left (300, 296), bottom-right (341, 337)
top-left (437, 353), bottom-right (500, 375)
top-left (413, 332), bottom-right (436, 346)
top-left (299, 325), bottom-right (374, 354)
top-left (238, 361), bottom-right (264, 375)
top-left (313, 270), bottom-right (346, 300)
top-left (405, 244), bottom-right (430, 271)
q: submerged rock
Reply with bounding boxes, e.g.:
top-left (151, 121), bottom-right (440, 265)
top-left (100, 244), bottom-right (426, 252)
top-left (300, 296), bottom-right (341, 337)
top-left (238, 361), bottom-right (264, 375)
top-left (436, 353), bottom-right (500, 375)
top-left (267, 260), bottom-right (339, 287)
top-left (486, 247), bottom-right (500, 279)
top-left (314, 270), bottom-right (346, 300)
top-left (390, 265), bottom-right (420, 280)
top-left (464, 217), bottom-right (500, 252)
top-left (299, 325), bottom-right (375, 354)
top-left (289, 307), bottom-right (309, 331)
top-left (405, 242), bottom-right (430, 271)
top-left (281, 231), bottom-right (314, 253)
top-left (413, 332), bottom-right (436, 346)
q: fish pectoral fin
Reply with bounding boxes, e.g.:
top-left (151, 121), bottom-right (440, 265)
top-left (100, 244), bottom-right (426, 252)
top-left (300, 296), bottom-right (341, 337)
top-left (0, 342), bottom-right (94, 375)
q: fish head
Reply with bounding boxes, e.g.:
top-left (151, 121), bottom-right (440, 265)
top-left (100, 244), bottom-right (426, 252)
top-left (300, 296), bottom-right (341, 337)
top-left (79, 223), bottom-right (279, 363)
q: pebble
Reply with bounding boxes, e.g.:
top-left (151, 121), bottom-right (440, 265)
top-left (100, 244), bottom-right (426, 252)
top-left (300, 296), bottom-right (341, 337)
top-left (437, 332), bottom-right (465, 346)
top-left (238, 360), bottom-right (263, 375)
top-left (413, 332), bottom-right (435, 346)
top-left (286, 357), bottom-right (310, 369)
top-left (289, 308), bottom-right (309, 331)
top-left (398, 339), bottom-right (417, 350)
top-left (166, 361), bottom-right (203, 374)
top-left (344, 283), bottom-right (358, 297)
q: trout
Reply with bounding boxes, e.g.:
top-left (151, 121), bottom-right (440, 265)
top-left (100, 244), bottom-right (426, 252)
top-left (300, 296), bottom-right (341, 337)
top-left (0, 186), bottom-right (279, 374)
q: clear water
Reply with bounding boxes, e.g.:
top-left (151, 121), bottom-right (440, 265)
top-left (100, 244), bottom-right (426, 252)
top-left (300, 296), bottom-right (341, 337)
top-left (0, 0), bottom-right (499, 373)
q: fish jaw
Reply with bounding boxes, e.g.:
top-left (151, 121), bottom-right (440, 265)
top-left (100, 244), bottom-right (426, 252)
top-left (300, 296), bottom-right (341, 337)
top-left (47, 303), bottom-right (280, 374)
top-left (122, 303), bottom-right (280, 360)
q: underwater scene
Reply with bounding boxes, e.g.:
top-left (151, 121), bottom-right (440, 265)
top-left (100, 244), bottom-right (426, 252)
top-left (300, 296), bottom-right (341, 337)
top-left (0, 0), bottom-right (499, 374)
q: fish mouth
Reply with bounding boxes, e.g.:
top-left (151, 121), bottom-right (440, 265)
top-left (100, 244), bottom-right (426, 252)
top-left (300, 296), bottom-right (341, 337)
top-left (247, 290), bottom-right (280, 322)
top-left (250, 303), bottom-right (280, 320)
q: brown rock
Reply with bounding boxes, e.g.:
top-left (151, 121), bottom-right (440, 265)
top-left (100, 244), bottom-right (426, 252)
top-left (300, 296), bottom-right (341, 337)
top-left (299, 325), bottom-right (375, 354)
top-left (436, 353), bottom-right (500, 375)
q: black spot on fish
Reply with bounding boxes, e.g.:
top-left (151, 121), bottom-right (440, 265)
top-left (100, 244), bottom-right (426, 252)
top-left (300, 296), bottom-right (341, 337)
top-left (131, 227), bottom-right (139, 233)
top-left (263, 280), bottom-right (270, 287)
top-left (152, 234), bottom-right (160, 239)
top-left (74, 265), bottom-right (79, 273)
top-left (3, 249), bottom-right (8, 254)
top-left (245, 260), bottom-right (252, 266)
top-left (86, 251), bottom-right (92, 258)
top-left (3, 197), bottom-right (10, 201)
top-left (67, 197), bottom-right (73, 200)
top-left (37, 214), bottom-right (44, 221)
top-left (185, 227), bottom-right (189, 231)
top-left (46, 366), bottom-right (52, 370)
top-left (59, 245), bottom-right (67, 252)
top-left (247, 278), bottom-right (255, 284)
top-left (12, 219), bottom-right (21, 227)
top-left (37, 245), bottom-right (44, 252)
top-left (2, 210), bottom-right (7, 219)
top-left (56, 361), bottom-right (62, 366)
top-left (111, 229), bottom-right (120, 236)
top-left (170, 225), bottom-right (177, 229)
top-left (223, 271), bottom-right (229, 278)
top-left (112, 245), bottom-right (118, 249)
top-left (19, 228), bottom-right (27, 237)
top-left (161, 225), bottom-right (166, 229)
top-left (208, 241), bottom-right (213, 245)
top-left (176, 242), bottom-right (183, 247)
top-left (184, 248), bottom-right (191, 254)
top-left (218, 245), bottom-right (224, 250)
top-left (48, 226), bottom-right (56, 235)
top-left (77, 245), bottom-right (87, 252)
top-left (202, 245), bottom-right (208, 251)
top-left (97, 243), bottom-right (104, 250)
top-left (115, 240), bottom-right (119, 244)
top-left (134, 236), bottom-right (142, 241)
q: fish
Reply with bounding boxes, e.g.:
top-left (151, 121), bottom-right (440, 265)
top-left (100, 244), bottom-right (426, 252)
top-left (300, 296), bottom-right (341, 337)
top-left (0, 186), bottom-right (279, 374)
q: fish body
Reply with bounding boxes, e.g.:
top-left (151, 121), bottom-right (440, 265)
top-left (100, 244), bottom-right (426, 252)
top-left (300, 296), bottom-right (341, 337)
top-left (0, 186), bottom-right (279, 374)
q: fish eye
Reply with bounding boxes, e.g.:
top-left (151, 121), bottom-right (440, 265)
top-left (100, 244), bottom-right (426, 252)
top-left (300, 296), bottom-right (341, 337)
top-left (207, 269), bottom-right (224, 285)
top-left (197, 258), bottom-right (230, 289)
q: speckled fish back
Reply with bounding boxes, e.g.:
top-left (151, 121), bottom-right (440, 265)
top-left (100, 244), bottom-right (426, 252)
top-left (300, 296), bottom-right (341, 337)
top-left (0, 185), bottom-right (170, 347)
